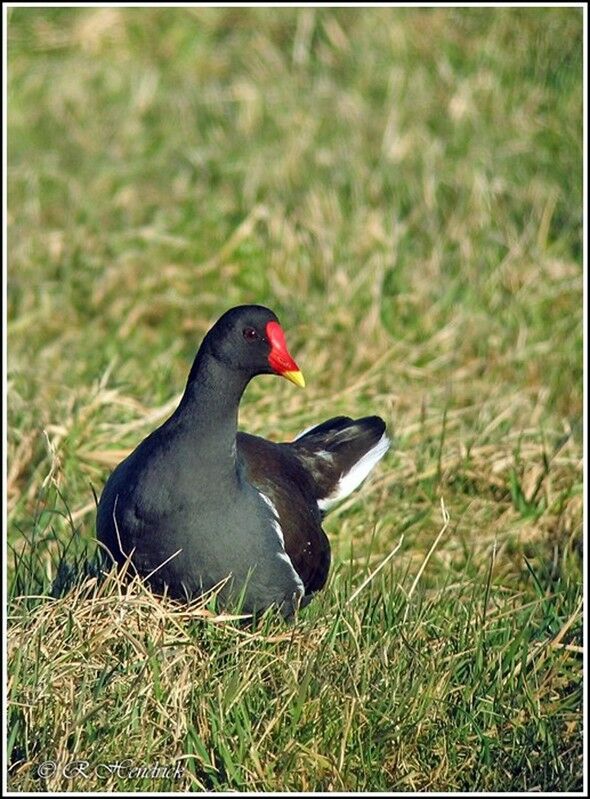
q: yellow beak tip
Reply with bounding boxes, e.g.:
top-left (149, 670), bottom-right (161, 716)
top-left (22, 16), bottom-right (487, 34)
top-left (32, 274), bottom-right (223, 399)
top-left (283, 370), bottom-right (306, 388)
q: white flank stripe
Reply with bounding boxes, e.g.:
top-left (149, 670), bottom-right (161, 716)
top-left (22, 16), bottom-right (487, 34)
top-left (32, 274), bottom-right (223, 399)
top-left (257, 490), bottom-right (305, 594)
top-left (318, 432), bottom-right (390, 511)
top-left (257, 490), bottom-right (284, 545)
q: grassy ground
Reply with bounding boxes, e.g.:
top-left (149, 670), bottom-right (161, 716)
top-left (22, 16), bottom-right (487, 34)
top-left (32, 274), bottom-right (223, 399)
top-left (7, 6), bottom-right (584, 793)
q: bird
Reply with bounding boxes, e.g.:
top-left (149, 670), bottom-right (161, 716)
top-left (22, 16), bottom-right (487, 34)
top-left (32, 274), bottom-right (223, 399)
top-left (96, 304), bottom-right (389, 618)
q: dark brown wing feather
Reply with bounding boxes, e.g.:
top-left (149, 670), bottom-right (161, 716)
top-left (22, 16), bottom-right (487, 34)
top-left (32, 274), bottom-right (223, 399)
top-left (237, 416), bottom-right (387, 601)
top-left (237, 432), bottom-right (331, 598)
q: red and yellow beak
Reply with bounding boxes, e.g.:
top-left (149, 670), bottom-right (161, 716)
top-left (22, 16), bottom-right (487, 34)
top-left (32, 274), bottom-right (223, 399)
top-left (265, 320), bottom-right (305, 388)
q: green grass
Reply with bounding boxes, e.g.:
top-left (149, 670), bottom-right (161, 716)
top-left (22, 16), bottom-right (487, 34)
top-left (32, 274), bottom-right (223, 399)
top-left (7, 6), bottom-right (583, 792)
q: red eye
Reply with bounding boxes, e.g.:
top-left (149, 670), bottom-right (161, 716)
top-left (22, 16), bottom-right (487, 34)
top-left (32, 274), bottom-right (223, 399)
top-left (243, 327), bottom-right (258, 341)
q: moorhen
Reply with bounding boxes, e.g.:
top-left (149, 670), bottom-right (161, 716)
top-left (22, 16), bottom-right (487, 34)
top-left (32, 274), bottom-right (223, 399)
top-left (96, 305), bottom-right (389, 617)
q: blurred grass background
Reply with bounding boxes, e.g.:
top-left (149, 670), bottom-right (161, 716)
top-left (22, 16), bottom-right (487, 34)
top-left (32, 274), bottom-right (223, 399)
top-left (7, 6), bottom-right (584, 792)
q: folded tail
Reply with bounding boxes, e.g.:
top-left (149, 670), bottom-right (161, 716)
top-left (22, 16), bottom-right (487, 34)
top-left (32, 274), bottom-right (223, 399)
top-left (289, 415), bottom-right (390, 512)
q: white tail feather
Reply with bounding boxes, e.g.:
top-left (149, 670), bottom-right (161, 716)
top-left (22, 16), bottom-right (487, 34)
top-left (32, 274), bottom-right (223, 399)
top-left (318, 432), bottom-right (390, 510)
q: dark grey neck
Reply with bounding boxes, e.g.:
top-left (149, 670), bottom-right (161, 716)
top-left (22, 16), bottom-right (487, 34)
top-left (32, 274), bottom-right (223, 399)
top-left (170, 349), bottom-right (250, 469)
